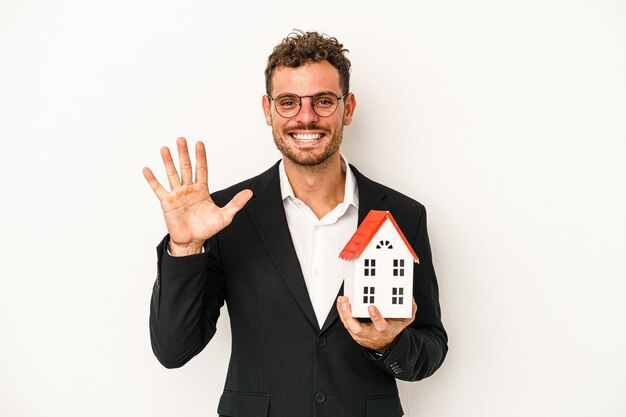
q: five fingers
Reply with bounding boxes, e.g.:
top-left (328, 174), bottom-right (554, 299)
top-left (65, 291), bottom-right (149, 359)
top-left (144, 137), bottom-right (209, 197)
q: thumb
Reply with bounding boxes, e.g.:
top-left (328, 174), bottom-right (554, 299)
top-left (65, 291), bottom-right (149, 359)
top-left (221, 189), bottom-right (253, 223)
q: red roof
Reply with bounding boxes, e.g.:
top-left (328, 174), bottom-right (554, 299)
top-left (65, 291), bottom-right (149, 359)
top-left (339, 210), bottom-right (419, 263)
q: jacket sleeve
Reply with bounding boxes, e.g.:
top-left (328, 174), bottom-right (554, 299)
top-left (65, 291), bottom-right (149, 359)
top-left (365, 205), bottom-right (448, 381)
top-left (149, 235), bottom-right (226, 369)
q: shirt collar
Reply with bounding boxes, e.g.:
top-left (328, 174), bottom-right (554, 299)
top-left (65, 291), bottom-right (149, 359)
top-left (279, 154), bottom-right (359, 209)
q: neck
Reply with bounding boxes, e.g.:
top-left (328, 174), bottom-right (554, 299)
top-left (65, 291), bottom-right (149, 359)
top-left (283, 152), bottom-right (346, 219)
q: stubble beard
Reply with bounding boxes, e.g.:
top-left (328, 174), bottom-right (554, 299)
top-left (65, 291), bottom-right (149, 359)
top-left (272, 123), bottom-right (344, 169)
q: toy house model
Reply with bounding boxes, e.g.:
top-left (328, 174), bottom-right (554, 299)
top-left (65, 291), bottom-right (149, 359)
top-left (339, 210), bottom-right (419, 318)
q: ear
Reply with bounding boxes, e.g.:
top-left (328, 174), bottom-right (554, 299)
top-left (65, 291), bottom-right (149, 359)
top-left (262, 95), bottom-right (273, 126)
top-left (342, 93), bottom-right (357, 126)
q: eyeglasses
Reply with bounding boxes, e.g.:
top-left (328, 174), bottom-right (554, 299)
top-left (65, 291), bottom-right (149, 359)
top-left (267, 91), bottom-right (348, 118)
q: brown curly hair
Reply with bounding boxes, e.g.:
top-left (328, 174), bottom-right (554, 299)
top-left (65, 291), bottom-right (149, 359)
top-left (265, 30), bottom-right (351, 96)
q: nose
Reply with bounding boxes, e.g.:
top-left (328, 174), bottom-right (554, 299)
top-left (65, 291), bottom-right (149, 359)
top-left (295, 97), bottom-right (320, 124)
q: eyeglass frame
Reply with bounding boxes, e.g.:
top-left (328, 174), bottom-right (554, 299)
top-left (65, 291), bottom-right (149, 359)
top-left (266, 91), bottom-right (350, 118)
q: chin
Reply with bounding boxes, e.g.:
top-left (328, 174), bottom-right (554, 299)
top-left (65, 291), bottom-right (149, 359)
top-left (277, 141), bottom-right (341, 168)
top-left (287, 153), bottom-right (333, 167)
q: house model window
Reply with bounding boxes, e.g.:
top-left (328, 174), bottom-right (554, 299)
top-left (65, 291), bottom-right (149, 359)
top-left (392, 287), bottom-right (404, 305)
top-left (393, 259), bottom-right (405, 276)
top-left (339, 210), bottom-right (419, 319)
top-left (376, 240), bottom-right (393, 249)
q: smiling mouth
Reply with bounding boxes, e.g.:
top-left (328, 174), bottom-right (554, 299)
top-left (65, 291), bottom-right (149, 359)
top-left (290, 132), bottom-right (324, 141)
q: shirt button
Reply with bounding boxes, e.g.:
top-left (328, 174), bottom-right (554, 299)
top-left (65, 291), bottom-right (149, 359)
top-left (313, 269), bottom-right (320, 276)
top-left (314, 392), bottom-right (326, 403)
top-left (316, 337), bottom-right (327, 348)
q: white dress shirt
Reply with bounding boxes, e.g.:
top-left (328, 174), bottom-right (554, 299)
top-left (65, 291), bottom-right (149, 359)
top-left (279, 156), bottom-right (359, 328)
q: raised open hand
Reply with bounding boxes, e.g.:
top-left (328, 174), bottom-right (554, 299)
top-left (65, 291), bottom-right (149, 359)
top-left (143, 137), bottom-right (253, 256)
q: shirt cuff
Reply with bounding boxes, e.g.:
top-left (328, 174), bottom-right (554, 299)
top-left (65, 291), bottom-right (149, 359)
top-left (166, 240), bottom-right (206, 256)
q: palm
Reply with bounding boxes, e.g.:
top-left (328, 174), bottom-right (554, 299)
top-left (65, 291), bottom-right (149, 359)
top-left (144, 138), bottom-right (252, 253)
top-left (160, 183), bottom-right (217, 244)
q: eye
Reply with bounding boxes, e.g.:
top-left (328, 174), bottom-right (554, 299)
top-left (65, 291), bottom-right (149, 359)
top-left (276, 95), bottom-right (299, 108)
top-left (314, 95), bottom-right (336, 107)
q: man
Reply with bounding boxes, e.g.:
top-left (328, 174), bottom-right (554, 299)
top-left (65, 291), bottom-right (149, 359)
top-left (143, 31), bottom-right (447, 417)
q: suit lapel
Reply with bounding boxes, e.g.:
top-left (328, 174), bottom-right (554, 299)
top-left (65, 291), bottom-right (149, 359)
top-left (320, 164), bottom-right (388, 334)
top-left (245, 162), bottom-right (320, 331)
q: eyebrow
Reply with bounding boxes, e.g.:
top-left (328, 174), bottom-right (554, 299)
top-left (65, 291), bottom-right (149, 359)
top-left (275, 91), bottom-right (338, 97)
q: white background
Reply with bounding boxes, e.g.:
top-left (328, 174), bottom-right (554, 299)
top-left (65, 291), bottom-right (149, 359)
top-left (1, 1), bottom-right (625, 416)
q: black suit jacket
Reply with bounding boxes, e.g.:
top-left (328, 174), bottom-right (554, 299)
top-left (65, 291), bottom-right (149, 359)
top-left (150, 162), bottom-right (447, 417)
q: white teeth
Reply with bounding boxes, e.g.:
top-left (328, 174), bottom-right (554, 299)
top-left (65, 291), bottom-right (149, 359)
top-left (292, 133), bottom-right (322, 141)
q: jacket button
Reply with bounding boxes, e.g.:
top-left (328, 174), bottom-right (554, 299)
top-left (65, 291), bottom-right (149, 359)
top-left (316, 337), bottom-right (327, 348)
top-left (314, 392), bottom-right (326, 403)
